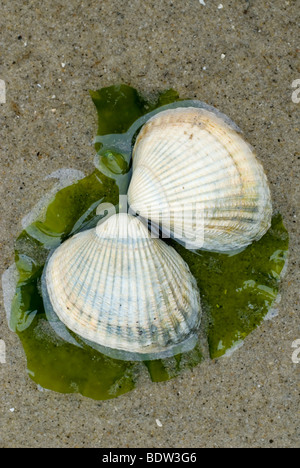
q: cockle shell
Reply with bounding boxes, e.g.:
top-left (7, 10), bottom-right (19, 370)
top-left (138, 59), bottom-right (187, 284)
top-left (43, 213), bottom-right (201, 360)
top-left (128, 107), bottom-right (272, 252)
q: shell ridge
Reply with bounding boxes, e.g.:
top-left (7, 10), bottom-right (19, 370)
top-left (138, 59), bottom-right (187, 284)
top-left (135, 234), bottom-right (156, 347)
top-left (72, 233), bottom-right (104, 316)
top-left (129, 106), bottom-right (272, 252)
top-left (105, 228), bottom-right (122, 346)
top-left (156, 246), bottom-right (188, 340)
top-left (53, 232), bottom-right (98, 321)
top-left (127, 232), bottom-right (140, 346)
top-left (123, 229), bottom-right (137, 347)
top-left (128, 166), bottom-right (169, 215)
top-left (101, 239), bottom-right (117, 344)
top-left (77, 234), bottom-right (108, 315)
top-left (155, 241), bottom-right (199, 341)
top-left (146, 241), bottom-right (178, 346)
top-left (86, 235), bottom-right (112, 342)
top-left (145, 131), bottom-right (228, 180)
top-left (134, 128), bottom-right (190, 175)
top-left (90, 236), bottom-right (112, 336)
top-left (61, 232), bottom-right (94, 287)
top-left (65, 236), bottom-right (104, 340)
top-left (45, 214), bottom-right (203, 359)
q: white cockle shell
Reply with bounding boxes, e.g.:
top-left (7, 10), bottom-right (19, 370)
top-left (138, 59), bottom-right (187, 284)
top-left (128, 107), bottom-right (272, 252)
top-left (43, 213), bottom-right (201, 360)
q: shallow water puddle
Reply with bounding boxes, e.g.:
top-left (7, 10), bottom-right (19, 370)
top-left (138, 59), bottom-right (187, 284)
top-left (3, 85), bottom-right (289, 400)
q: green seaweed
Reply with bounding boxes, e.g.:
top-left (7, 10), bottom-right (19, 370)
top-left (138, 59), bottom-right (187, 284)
top-left (90, 85), bottom-right (148, 145)
top-left (10, 168), bottom-right (135, 400)
top-left (145, 344), bottom-right (204, 382)
top-left (170, 214), bottom-right (289, 358)
top-left (91, 85), bottom-right (182, 195)
top-left (90, 87), bottom-right (181, 153)
top-left (90, 84), bottom-right (180, 152)
top-left (15, 292), bottom-right (136, 399)
top-left (23, 169), bottom-right (118, 248)
top-left (9, 85), bottom-right (289, 400)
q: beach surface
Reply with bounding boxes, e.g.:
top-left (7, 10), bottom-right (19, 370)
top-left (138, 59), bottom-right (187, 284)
top-left (0, 0), bottom-right (299, 448)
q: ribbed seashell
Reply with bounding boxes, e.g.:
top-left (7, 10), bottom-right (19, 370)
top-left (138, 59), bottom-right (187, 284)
top-left (128, 107), bottom-right (272, 252)
top-left (43, 213), bottom-right (201, 360)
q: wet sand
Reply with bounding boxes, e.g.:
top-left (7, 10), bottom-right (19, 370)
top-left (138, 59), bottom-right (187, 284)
top-left (0, 0), bottom-right (299, 448)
